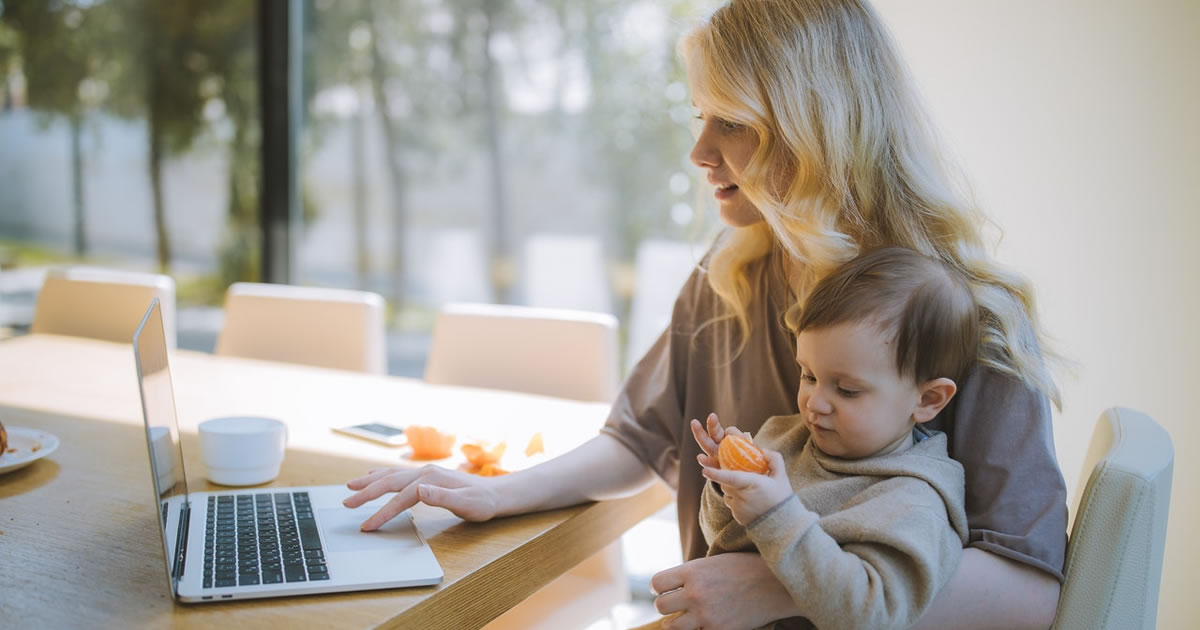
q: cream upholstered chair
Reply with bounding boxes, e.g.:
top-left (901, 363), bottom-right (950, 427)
top-left (425, 302), bottom-right (627, 630)
top-left (625, 238), bottom-right (698, 374)
top-left (31, 267), bottom-right (176, 347)
top-left (215, 282), bottom-right (387, 374)
top-left (426, 302), bottom-right (619, 403)
top-left (1052, 407), bottom-right (1174, 630)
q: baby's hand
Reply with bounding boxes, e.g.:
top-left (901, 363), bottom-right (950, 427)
top-left (701, 448), bottom-right (790, 525)
top-left (691, 412), bottom-right (728, 469)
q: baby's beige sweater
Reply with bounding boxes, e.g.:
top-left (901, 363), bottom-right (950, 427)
top-left (701, 414), bottom-right (969, 630)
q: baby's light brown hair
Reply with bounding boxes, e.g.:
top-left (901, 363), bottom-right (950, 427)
top-left (790, 247), bottom-right (980, 385)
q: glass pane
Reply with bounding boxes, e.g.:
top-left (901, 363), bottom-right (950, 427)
top-left (0, 0), bottom-right (259, 350)
top-left (300, 0), bottom-right (716, 376)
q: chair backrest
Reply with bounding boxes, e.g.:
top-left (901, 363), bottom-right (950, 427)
top-left (424, 302), bottom-right (619, 403)
top-left (625, 238), bottom-right (700, 374)
top-left (520, 233), bottom-right (613, 315)
top-left (1052, 407), bottom-right (1174, 630)
top-left (31, 267), bottom-right (177, 347)
top-left (215, 282), bottom-right (387, 374)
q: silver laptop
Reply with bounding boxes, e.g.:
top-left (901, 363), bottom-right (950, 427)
top-left (132, 298), bottom-right (442, 603)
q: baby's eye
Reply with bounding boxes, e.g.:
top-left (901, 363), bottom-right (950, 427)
top-left (836, 387), bottom-right (860, 398)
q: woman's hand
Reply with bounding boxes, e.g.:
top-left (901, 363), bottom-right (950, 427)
top-left (701, 447), bottom-right (790, 525)
top-left (650, 552), bottom-right (800, 630)
top-left (343, 464), bottom-right (501, 530)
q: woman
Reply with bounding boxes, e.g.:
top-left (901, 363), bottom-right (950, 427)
top-left (345, 1), bottom-right (1068, 628)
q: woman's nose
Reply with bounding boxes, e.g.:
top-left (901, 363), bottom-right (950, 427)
top-left (690, 126), bottom-right (719, 168)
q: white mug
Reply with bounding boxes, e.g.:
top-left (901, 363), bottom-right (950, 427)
top-left (198, 416), bottom-right (288, 486)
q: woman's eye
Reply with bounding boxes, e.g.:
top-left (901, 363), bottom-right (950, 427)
top-left (717, 117), bottom-right (743, 131)
top-left (800, 371), bottom-right (816, 383)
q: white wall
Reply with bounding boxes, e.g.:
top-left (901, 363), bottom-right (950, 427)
top-left (873, 1), bottom-right (1199, 627)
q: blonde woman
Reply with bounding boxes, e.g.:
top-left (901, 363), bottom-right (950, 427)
top-left (345, 1), bottom-right (1067, 628)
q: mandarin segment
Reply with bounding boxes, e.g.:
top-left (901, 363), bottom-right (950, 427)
top-left (717, 433), bottom-right (769, 474)
top-left (406, 425), bottom-right (456, 460)
top-left (524, 432), bottom-right (544, 457)
top-left (461, 441), bottom-right (507, 468)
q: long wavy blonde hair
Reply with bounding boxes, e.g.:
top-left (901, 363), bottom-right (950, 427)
top-left (680, 0), bottom-right (1061, 408)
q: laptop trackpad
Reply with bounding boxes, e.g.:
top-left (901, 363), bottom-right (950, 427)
top-left (318, 508), bottom-right (424, 553)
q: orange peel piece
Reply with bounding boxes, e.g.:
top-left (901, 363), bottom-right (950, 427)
top-left (406, 425), bottom-right (456, 460)
top-left (461, 441), bottom-right (507, 468)
top-left (475, 463), bottom-right (510, 477)
top-left (524, 432), bottom-right (544, 457)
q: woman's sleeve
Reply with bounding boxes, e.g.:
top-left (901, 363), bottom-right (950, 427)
top-left (938, 365), bottom-right (1069, 580)
top-left (600, 264), bottom-right (706, 487)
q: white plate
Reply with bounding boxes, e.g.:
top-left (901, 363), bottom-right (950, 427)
top-left (0, 427), bottom-right (60, 474)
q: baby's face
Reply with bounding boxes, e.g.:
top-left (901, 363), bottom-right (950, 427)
top-left (794, 321), bottom-right (923, 458)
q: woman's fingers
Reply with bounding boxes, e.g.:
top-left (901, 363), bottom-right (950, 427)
top-left (417, 483), bottom-right (497, 522)
top-left (660, 610), bottom-right (700, 630)
top-left (345, 466), bottom-right (402, 491)
top-left (343, 468), bottom-right (416, 506)
top-left (649, 564), bottom-right (687, 598)
top-left (345, 465), bottom-right (499, 529)
top-left (357, 481), bottom-right (421, 531)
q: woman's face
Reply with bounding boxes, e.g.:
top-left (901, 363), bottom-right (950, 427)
top-left (689, 108), bottom-right (765, 228)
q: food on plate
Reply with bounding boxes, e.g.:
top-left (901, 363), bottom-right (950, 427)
top-left (717, 433), bottom-right (769, 474)
top-left (405, 425), bottom-right (456, 460)
top-left (524, 432), bottom-right (544, 457)
top-left (461, 441), bottom-right (506, 468)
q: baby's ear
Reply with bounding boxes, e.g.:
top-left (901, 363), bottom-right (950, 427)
top-left (913, 378), bottom-right (957, 423)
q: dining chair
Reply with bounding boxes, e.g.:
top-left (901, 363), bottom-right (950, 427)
top-left (214, 282), bottom-right (387, 374)
top-left (1051, 406), bottom-right (1174, 630)
top-left (625, 238), bottom-right (699, 374)
top-left (520, 233), bottom-right (614, 315)
top-left (31, 266), bottom-right (177, 347)
top-left (425, 302), bottom-right (619, 403)
top-left (425, 301), bottom-right (628, 630)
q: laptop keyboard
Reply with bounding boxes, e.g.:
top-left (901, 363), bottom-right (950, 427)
top-left (202, 491), bottom-right (328, 589)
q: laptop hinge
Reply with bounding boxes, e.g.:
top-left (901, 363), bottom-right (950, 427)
top-left (172, 501), bottom-right (190, 581)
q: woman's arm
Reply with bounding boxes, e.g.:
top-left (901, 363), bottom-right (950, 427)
top-left (651, 548), bottom-right (1059, 630)
top-left (343, 433), bottom-right (656, 529)
top-left (911, 547), bottom-right (1060, 630)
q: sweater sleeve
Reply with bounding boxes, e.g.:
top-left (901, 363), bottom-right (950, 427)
top-left (747, 483), bottom-right (963, 630)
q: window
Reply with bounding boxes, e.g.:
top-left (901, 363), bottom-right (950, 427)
top-left (0, 0), bottom-right (715, 374)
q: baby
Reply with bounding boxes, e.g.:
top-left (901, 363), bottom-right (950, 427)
top-left (692, 246), bottom-right (977, 630)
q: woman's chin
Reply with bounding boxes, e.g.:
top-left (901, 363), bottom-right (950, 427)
top-left (719, 200), bottom-right (765, 228)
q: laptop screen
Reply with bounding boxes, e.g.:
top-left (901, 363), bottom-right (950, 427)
top-left (133, 298), bottom-right (191, 593)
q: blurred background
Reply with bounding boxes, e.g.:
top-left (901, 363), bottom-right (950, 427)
top-left (0, 0), bottom-right (714, 376)
top-left (1, 1), bottom-right (1197, 627)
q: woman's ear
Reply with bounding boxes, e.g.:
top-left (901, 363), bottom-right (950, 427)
top-left (913, 377), bottom-right (957, 424)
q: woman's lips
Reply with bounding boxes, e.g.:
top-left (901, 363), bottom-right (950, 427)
top-left (714, 183), bottom-right (739, 200)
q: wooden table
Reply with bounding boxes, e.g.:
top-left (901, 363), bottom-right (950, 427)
top-left (0, 334), bottom-right (671, 629)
